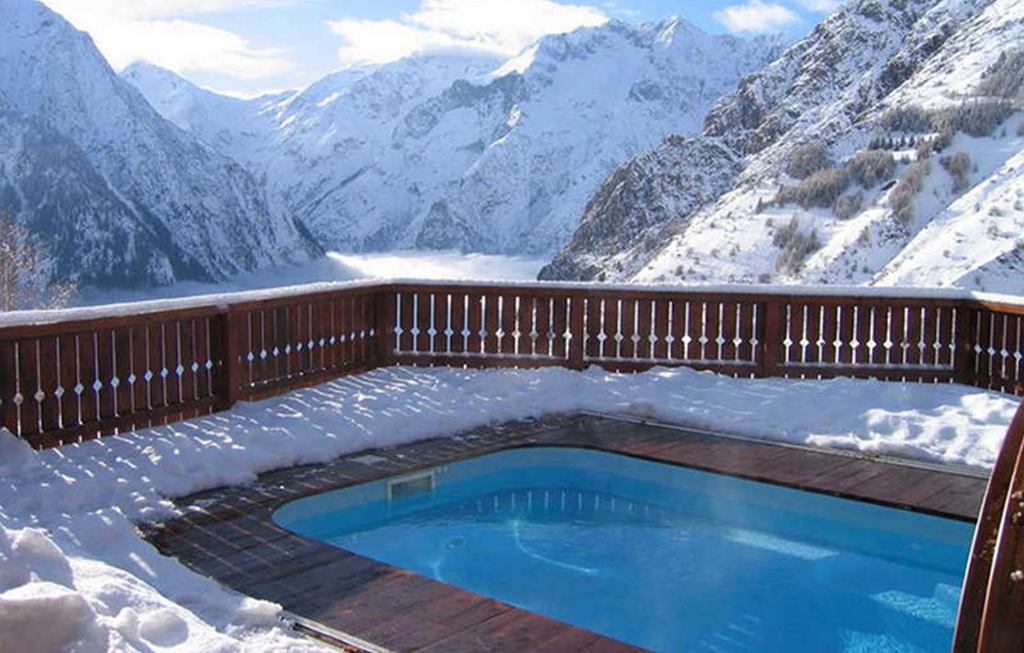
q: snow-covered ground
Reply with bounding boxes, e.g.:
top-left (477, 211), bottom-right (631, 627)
top-left (0, 365), bottom-right (1018, 652)
top-left (75, 251), bottom-right (547, 307)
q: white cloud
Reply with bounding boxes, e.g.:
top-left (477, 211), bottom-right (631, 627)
top-left (328, 0), bottom-right (608, 67)
top-left (713, 0), bottom-right (801, 34)
top-left (795, 0), bottom-right (844, 12)
top-left (40, 0), bottom-right (301, 79)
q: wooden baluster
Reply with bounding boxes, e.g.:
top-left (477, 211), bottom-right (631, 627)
top-left (58, 334), bottom-right (80, 432)
top-left (38, 336), bottom-right (60, 436)
top-left (568, 294), bottom-right (585, 370)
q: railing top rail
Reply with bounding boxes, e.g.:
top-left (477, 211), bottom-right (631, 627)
top-left (1, 278), bottom-right (1023, 332)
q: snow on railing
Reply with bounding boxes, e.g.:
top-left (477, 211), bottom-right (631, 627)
top-left (0, 280), bottom-right (1022, 449)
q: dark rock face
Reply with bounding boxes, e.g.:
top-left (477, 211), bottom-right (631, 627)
top-left (539, 137), bottom-right (740, 280)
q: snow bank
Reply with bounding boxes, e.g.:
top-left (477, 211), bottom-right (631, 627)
top-left (0, 365), bottom-right (1017, 651)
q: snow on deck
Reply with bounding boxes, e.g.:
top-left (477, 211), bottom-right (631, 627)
top-left (0, 365), bottom-right (1018, 652)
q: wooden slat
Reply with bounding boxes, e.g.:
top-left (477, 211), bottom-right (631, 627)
top-left (618, 298), bottom-right (636, 360)
top-left (635, 298), bottom-right (653, 360)
top-left (58, 334), bottom-right (80, 430)
top-left (467, 294), bottom-right (483, 355)
top-left (500, 294), bottom-right (517, 355)
top-left (551, 296), bottom-right (568, 360)
top-left (720, 301), bottom-right (738, 361)
top-left (37, 336), bottom-right (60, 433)
top-left (416, 292), bottom-right (433, 354)
top-left (114, 328), bottom-right (134, 416)
top-left (434, 292), bottom-right (451, 355)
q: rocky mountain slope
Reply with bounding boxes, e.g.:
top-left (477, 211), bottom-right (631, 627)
top-left (126, 19), bottom-right (784, 257)
top-left (0, 0), bottom-right (318, 287)
top-left (542, 0), bottom-right (1024, 294)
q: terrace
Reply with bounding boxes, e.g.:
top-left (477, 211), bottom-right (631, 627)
top-left (1, 280), bottom-right (1023, 652)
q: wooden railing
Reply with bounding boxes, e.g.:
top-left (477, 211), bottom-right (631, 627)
top-left (1, 281), bottom-right (1022, 449)
top-left (955, 400), bottom-right (1024, 652)
top-left (0, 279), bottom-right (1022, 650)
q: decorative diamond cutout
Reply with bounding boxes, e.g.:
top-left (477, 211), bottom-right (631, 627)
top-left (93, 379), bottom-right (104, 391)
top-left (328, 337), bottom-right (336, 345)
top-left (682, 335), bottom-right (693, 345)
top-left (783, 337), bottom-right (794, 347)
top-left (246, 352), bottom-right (255, 362)
top-left (259, 350), bottom-right (268, 360)
top-left (127, 374), bottom-right (137, 385)
top-left (428, 327), bottom-right (438, 337)
top-left (833, 339), bottom-right (843, 349)
top-left (284, 345), bottom-right (292, 354)
top-left (698, 335), bottom-right (709, 345)
top-left (648, 334), bottom-right (658, 344)
top-left (110, 377), bottom-right (120, 388)
top-left (319, 338), bottom-right (326, 347)
top-left (33, 390), bottom-right (45, 403)
top-left (410, 328), bottom-right (421, 337)
top-left (54, 386), bottom-right (65, 399)
top-left (143, 371), bottom-right (154, 382)
top-left (12, 393), bottom-right (23, 406)
top-left (74, 382), bottom-right (85, 395)
top-left (205, 360), bottom-right (214, 370)
top-left (159, 368), bottom-right (169, 379)
top-left (715, 336), bottom-right (727, 346)
top-left (443, 328), bottom-right (454, 338)
top-left (191, 362), bottom-right (200, 372)
top-left (631, 333), bottom-right (641, 343)
top-left (308, 339), bottom-right (315, 349)
top-left (478, 329), bottom-right (488, 338)
top-left (462, 328), bottom-right (471, 338)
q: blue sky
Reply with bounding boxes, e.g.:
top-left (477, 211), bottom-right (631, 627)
top-left (42, 0), bottom-right (839, 97)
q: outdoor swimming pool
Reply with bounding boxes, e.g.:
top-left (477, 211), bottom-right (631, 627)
top-left (273, 447), bottom-right (974, 652)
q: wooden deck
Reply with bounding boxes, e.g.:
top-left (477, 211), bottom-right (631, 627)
top-left (143, 414), bottom-right (989, 652)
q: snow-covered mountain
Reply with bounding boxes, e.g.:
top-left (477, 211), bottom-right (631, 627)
top-left (543, 0), bottom-right (1024, 294)
top-left (126, 19), bottom-right (784, 256)
top-left (0, 0), bottom-right (319, 287)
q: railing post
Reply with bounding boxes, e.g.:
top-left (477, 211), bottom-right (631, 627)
top-left (215, 307), bottom-right (244, 408)
top-left (759, 298), bottom-right (784, 378)
top-left (568, 293), bottom-right (586, 371)
top-left (954, 303), bottom-right (976, 387)
top-left (375, 288), bottom-right (396, 368)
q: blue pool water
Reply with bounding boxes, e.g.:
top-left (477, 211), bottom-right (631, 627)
top-left (273, 447), bottom-right (974, 652)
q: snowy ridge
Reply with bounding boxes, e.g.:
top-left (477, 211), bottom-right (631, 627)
top-left (0, 0), bottom-right (319, 287)
top-left (126, 19), bottom-right (784, 258)
top-left (546, 0), bottom-right (1024, 296)
top-left (2, 277), bottom-right (1022, 329)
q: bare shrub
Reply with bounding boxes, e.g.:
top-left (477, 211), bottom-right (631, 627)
top-left (834, 192), bottom-right (864, 220)
top-left (977, 50), bottom-right (1024, 99)
top-left (772, 217), bottom-right (820, 274)
top-left (890, 160), bottom-right (930, 225)
top-left (848, 150), bottom-right (896, 188)
top-left (775, 167), bottom-right (851, 209)
top-left (940, 151), bottom-right (972, 192)
top-left (785, 142), bottom-right (831, 179)
top-left (0, 216), bottom-right (76, 312)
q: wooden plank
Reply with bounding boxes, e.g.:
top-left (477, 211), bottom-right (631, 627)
top-left (178, 321), bottom-right (196, 404)
top-left (17, 338), bottom-right (40, 437)
top-left (720, 301), bottom-right (738, 361)
top-left (114, 328), bottom-right (134, 416)
top-left (450, 293), bottom-right (467, 355)
top-left (79, 332), bottom-right (100, 427)
top-left (704, 300), bottom-right (721, 361)
top-left (837, 303), bottom-right (855, 365)
top-left (618, 298), bottom-right (636, 360)
top-left (551, 296), bottom-right (569, 360)
top-left (194, 317), bottom-right (212, 400)
top-left (904, 305), bottom-right (924, 367)
top-left (163, 322), bottom-right (182, 408)
top-left (635, 298), bottom-right (653, 360)
top-left (435, 292), bottom-right (452, 355)
top-left (500, 294), bottom-right (517, 355)
top-left (398, 292), bottom-right (415, 353)
top-left (417, 292), bottom-right (433, 354)
top-left (603, 297), bottom-right (620, 360)
top-left (58, 334), bottom-right (80, 430)
top-left (467, 294), bottom-right (484, 355)
top-left (483, 294), bottom-right (500, 355)
top-left (890, 304), bottom-right (907, 369)
top-left (669, 299), bottom-right (685, 361)
top-left (37, 336), bottom-right (60, 433)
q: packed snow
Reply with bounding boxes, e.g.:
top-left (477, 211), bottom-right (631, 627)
top-left (0, 364), bottom-right (1018, 652)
